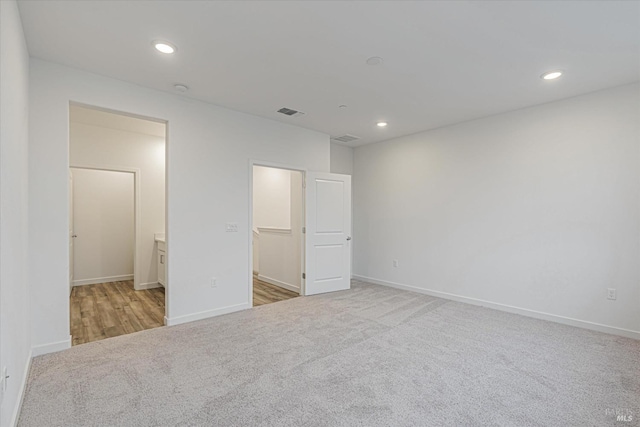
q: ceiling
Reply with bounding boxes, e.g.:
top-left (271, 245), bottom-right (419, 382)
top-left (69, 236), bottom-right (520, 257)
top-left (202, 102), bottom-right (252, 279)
top-left (70, 105), bottom-right (166, 138)
top-left (18, 1), bottom-right (640, 147)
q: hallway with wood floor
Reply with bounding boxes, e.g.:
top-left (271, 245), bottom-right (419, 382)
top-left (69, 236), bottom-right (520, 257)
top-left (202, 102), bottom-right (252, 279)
top-left (253, 277), bottom-right (299, 307)
top-left (70, 281), bottom-right (165, 345)
top-left (70, 278), bottom-right (299, 345)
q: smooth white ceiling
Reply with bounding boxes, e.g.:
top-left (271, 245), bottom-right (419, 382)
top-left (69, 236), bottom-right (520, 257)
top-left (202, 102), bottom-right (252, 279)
top-left (70, 105), bottom-right (166, 138)
top-left (18, 1), bottom-right (640, 147)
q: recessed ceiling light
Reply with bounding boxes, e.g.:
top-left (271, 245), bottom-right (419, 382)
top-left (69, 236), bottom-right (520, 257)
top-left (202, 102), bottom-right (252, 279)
top-left (366, 56), bottom-right (384, 66)
top-left (338, 105), bottom-right (348, 109)
top-left (174, 84), bottom-right (189, 93)
top-left (541, 70), bottom-right (563, 80)
top-left (153, 41), bottom-right (176, 54)
top-left (377, 121), bottom-right (388, 127)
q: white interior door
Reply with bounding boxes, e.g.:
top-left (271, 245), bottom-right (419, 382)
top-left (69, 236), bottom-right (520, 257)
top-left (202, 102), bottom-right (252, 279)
top-left (72, 168), bottom-right (135, 285)
top-left (69, 169), bottom-right (74, 293)
top-left (304, 172), bottom-right (351, 296)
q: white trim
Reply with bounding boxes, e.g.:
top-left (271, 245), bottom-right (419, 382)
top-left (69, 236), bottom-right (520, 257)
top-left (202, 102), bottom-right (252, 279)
top-left (72, 274), bottom-right (133, 287)
top-left (136, 281), bottom-right (162, 290)
top-left (31, 335), bottom-right (72, 357)
top-left (69, 101), bottom-right (168, 125)
top-left (164, 302), bottom-right (250, 327)
top-left (69, 164), bottom-right (142, 290)
top-left (353, 275), bottom-right (640, 341)
top-left (164, 120), bottom-right (170, 328)
top-left (9, 349), bottom-right (32, 427)
top-left (257, 227), bottom-right (291, 234)
top-left (257, 274), bottom-right (301, 293)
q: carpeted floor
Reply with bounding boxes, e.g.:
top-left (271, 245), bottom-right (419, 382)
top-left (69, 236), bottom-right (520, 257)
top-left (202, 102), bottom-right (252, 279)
top-left (18, 281), bottom-right (640, 426)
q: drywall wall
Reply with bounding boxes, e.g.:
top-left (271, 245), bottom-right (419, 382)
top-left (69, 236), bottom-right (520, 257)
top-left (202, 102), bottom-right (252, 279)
top-left (0, 1), bottom-right (31, 425)
top-left (330, 143), bottom-right (354, 175)
top-left (252, 231), bottom-right (260, 274)
top-left (330, 142), bottom-right (354, 275)
top-left (70, 116), bottom-right (165, 289)
top-left (29, 59), bottom-right (329, 353)
top-left (255, 170), bottom-right (303, 292)
top-left (353, 83), bottom-right (640, 338)
top-left (289, 172), bottom-right (303, 290)
top-left (71, 168), bottom-right (135, 286)
top-left (253, 166), bottom-right (291, 230)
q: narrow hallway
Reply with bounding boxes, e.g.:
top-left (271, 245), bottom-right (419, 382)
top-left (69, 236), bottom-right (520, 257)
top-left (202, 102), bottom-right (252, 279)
top-left (253, 277), bottom-right (299, 307)
top-left (70, 281), bottom-right (165, 345)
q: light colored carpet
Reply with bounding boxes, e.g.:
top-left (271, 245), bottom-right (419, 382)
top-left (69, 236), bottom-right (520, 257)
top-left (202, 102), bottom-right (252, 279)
top-left (18, 281), bottom-right (640, 426)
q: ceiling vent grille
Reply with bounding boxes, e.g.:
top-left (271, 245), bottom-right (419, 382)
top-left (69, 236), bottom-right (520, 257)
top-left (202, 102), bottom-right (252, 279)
top-left (332, 134), bottom-right (360, 143)
top-left (277, 107), bottom-right (306, 118)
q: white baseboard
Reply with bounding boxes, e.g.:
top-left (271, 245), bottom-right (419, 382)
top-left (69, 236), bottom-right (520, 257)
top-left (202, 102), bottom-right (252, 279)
top-left (164, 302), bottom-right (250, 327)
top-left (31, 335), bottom-right (72, 357)
top-left (257, 274), bottom-right (300, 293)
top-left (72, 274), bottom-right (133, 287)
top-left (10, 349), bottom-right (32, 427)
top-left (352, 274), bottom-right (640, 341)
top-left (135, 281), bottom-right (162, 290)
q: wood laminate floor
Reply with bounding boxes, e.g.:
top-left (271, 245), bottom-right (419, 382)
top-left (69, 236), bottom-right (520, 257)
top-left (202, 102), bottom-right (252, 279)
top-left (253, 277), bottom-right (299, 307)
top-left (71, 278), bottom-right (295, 345)
top-left (70, 281), bottom-right (165, 346)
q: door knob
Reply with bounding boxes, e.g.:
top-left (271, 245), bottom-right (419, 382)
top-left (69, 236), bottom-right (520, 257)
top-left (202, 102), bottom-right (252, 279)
top-left (346, 236), bottom-right (352, 241)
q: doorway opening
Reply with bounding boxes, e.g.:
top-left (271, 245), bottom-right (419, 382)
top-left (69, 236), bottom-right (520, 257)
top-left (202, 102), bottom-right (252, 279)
top-left (68, 104), bottom-right (167, 345)
top-left (251, 165), bottom-right (304, 306)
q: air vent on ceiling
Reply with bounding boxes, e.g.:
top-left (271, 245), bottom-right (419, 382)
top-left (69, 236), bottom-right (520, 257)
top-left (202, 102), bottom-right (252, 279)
top-left (277, 107), bottom-right (306, 118)
top-left (332, 134), bottom-right (361, 143)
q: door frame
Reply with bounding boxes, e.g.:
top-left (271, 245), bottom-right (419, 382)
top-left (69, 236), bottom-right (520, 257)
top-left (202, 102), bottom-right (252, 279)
top-left (68, 101), bottom-right (170, 324)
top-left (69, 165), bottom-right (141, 289)
top-left (248, 160), bottom-right (307, 307)
top-left (69, 169), bottom-right (74, 295)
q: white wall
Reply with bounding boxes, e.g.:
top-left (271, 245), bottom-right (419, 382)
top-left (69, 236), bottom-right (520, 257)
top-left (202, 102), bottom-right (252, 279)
top-left (353, 83), bottom-right (640, 338)
top-left (330, 142), bottom-right (354, 275)
top-left (253, 166), bottom-right (291, 230)
top-left (71, 169), bottom-right (134, 285)
top-left (70, 119), bottom-right (165, 289)
top-left (0, 1), bottom-right (31, 425)
top-left (252, 230), bottom-right (260, 274)
top-left (290, 172), bottom-right (303, 290)
top-left (330, 142), bottom-right (354, 175)
top-left (29, 59), bottom-right (330, 352)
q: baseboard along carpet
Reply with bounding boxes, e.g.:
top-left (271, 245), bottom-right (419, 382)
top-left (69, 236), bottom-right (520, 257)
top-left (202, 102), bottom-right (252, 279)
top-left (18, 281), bottom-right (640, 426)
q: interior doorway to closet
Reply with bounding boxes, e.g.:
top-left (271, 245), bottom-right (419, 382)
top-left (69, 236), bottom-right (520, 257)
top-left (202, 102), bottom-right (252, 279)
top-left (251, 165), bottom-right (304, 306)
top-left (68, 104), bottom-right (167, 345)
